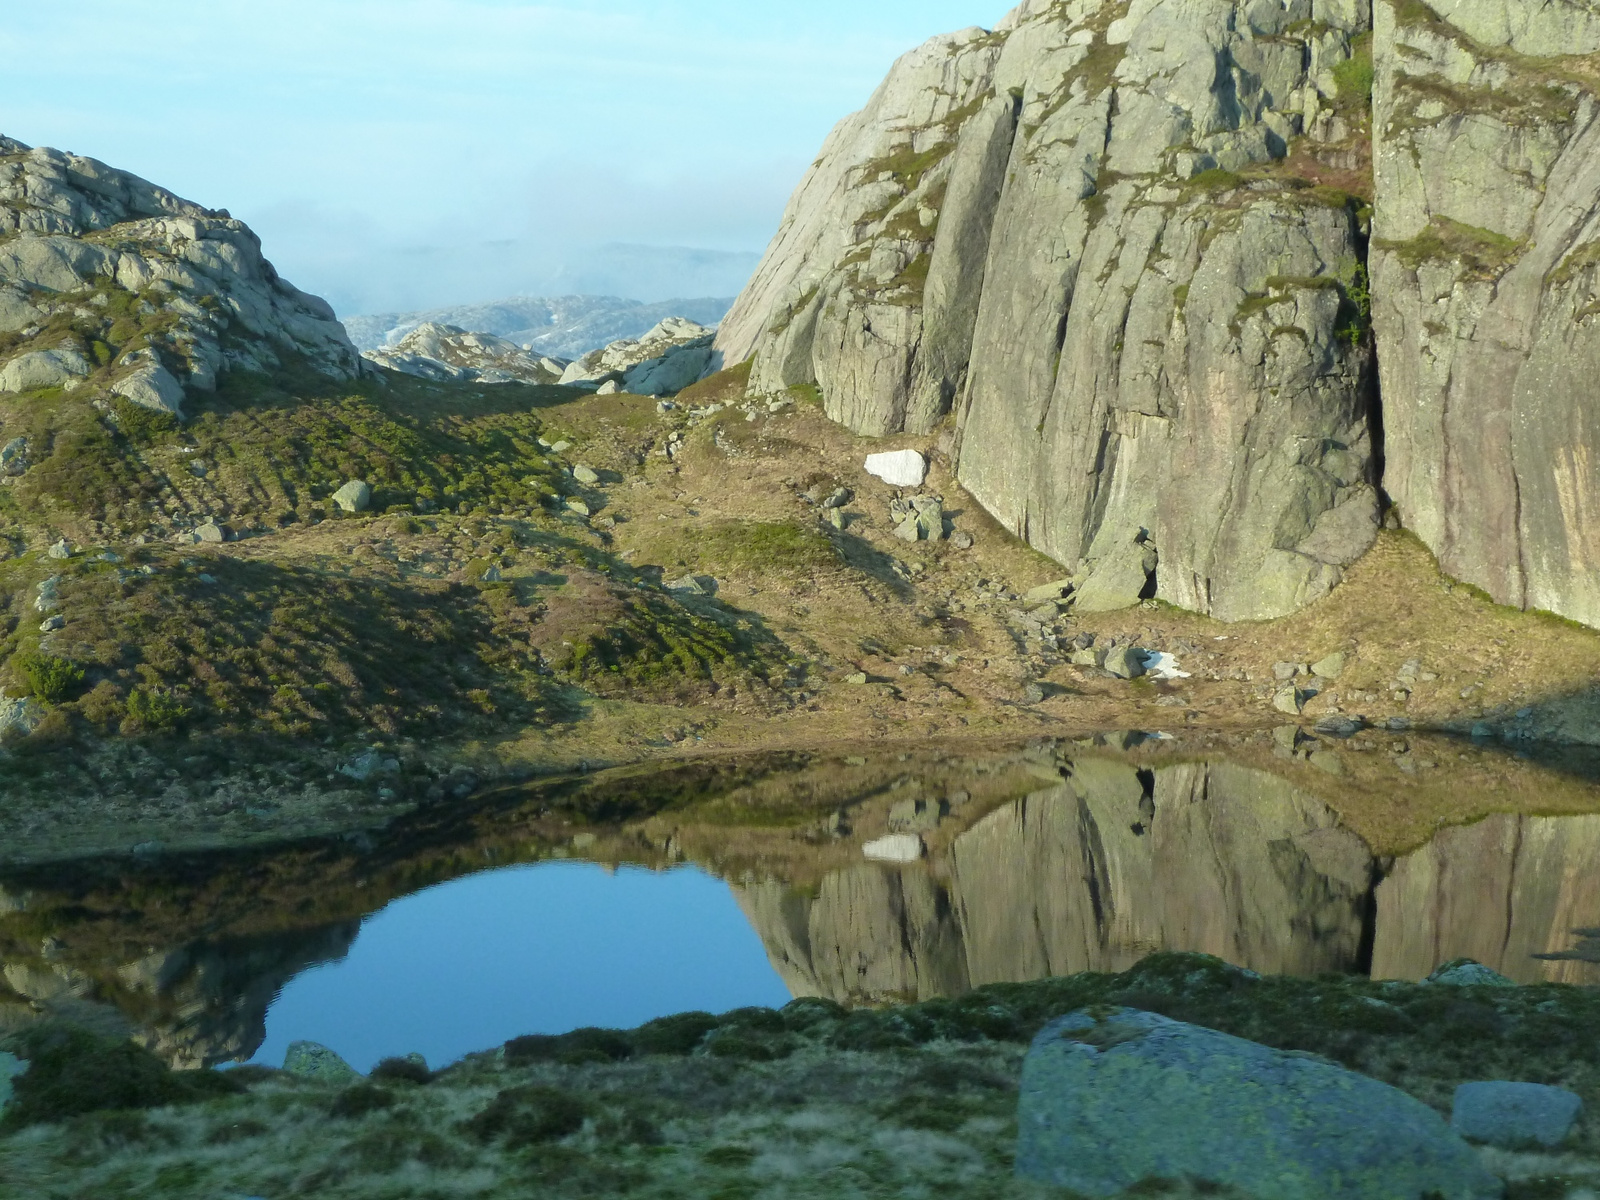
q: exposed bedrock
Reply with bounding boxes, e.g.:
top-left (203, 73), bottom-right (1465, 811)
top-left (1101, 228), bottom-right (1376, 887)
top-left (1370, 0), bottom-right (1600, 630)
top-left (720, 0), bottom-right (1383, 621)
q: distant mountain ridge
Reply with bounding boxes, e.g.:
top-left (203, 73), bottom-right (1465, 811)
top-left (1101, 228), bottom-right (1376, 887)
top-left (342, 295), bottom-right (735, 361)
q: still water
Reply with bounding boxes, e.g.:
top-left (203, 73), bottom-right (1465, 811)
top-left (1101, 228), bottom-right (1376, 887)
top-left (3, 734), bottom-right (1599, 1071)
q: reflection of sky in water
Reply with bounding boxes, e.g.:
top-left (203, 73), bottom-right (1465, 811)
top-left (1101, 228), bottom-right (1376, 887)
top-left (250, 862), bottom-right (791, 1073)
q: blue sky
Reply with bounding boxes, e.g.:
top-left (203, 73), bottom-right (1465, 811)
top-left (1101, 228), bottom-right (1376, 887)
top-left (0, 1), bottom-right (1011, 314)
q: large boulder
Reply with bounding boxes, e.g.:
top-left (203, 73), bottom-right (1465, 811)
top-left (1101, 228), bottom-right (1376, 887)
top-left (1016, 1007), bottom-right (1501, 1199)
top-left (560, 317), bottom-right (715, 395)
top-left (1453, 1081), bottom-right (1583, 1149)
top-left (719, 1), bottom-right (1380, 621)
top-left (1370, 0), bottom-right (1600, 629)
top-left (0, 136), bottom-right (363, 416)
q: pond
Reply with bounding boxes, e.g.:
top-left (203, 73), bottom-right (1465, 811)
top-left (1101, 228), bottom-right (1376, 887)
top-left (3, 732), bottom-right (1599, 1071)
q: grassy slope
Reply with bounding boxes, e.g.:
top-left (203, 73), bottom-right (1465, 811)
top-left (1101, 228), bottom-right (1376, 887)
top-left (2, 954), bottom-right (1597, 1198)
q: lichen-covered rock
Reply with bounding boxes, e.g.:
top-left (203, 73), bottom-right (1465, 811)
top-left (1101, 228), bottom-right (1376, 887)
top-left (283, 1040), bottom-right (360, 1083)
top-left (1016, 1007), bottom-right (1501, 1198)
top-left (559, 317), bottom-right (714, 396)
top-left (0, 135), bottom-right (362, 417)
top-left (1453, 1081), bottom-right (1583, 1148)
top-left (721, 1), bottom-right (1380, 621)
top-left (1370, 0), bottom-right (1600, 630)
top-left (0, 690), bottom-right (45, 740)
top-left (332, 480), bottom-right (372, 514)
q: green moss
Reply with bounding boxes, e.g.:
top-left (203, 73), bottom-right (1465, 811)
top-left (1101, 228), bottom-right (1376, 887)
top-left (1376, 215), bottom-right (1525, 280)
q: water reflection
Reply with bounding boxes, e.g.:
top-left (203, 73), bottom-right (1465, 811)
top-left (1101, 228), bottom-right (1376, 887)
top-left (2, 735), bottom-right (1598, 1068)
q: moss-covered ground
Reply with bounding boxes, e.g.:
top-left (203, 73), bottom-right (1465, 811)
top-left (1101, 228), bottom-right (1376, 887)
top-left (2, 954), bottom-right (1598, 1198)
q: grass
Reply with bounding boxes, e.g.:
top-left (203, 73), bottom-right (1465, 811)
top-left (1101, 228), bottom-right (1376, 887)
top-left (3, 953), bottom-right (1598, 1197)
top-left (1376, 215), bottom-right (1527, 280)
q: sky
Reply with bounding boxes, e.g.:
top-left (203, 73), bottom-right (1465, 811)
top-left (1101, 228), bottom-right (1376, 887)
top-left (0, 1), bottom-right (1012, 316)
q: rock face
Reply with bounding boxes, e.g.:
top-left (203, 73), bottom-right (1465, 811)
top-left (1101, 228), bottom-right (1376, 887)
top-left (1371, 0), bottom-right (1600, 630)
top-left (559, 317), bottom-right (715, 396)
top-left (720, 1), bottom-right (1381, 621)
top-left (361, 322), bottom-right (568, 385)
top-left (0, 136), bottom-right (361, 417)
top-left (1015, 1007), bottom-right (1501, 1198)
top-left (721, 0), bottom-right (1600, 629)
top-left (737, 760), bottom-right (1374, 1004)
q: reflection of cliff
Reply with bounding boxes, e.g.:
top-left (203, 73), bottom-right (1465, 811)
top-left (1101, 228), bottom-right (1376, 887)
top-left (738, 760), bottom-right (1376, 1003)
top-left (0, 922), bottom-right (358, 1069)
top-left (1373, 815), bottom-right (1600, 985)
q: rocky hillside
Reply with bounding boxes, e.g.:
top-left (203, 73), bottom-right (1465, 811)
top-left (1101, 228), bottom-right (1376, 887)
top-left (0, 136), bottom-right (361, 419)
top-left (720, 0), bottom-right (1600, 632)
top-left (361, 322), bottom-right (569, 385)
top-left (343, 294), bottom-right (735, 361)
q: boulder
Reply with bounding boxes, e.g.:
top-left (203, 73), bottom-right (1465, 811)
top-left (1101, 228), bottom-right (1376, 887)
top-left (111, 362), bottom-right (186, 417)
top-left (0, 690), bottom-right (45, 739)
top-left (1016, 1008), bottom-right (1501, 1199)
top-left (283, 1041), bottom-right (361, 1084)
top-left (1274, 686), bottom-right (1307, 715)
top-left (38, 615), bottom-right (64, 633)
top-left (572, 465), bottom-right (600, 485)
top-left (666, 573), bottom-right (716, 596)
top-left (1312, 652), bottom-right (1349, 680)
top-left (0, 1051), bottom-right (26, 1113)
top-left (1453, 1081), bottom-right (1583, 1150)
top-left (332, 480), bottom-right (372, 514)
top-left (1072, 533), bottom-right (1159, 614)
top-left (1102, 646), bottom-right (1147, 681)
top-left (864, 450), bottom-right (926, 488)
top-left (195, 522), bottom-right (228, 543)
top-left (0, 436), bottom-right (27, 475)
top-left (863, 834), bottom-right (924, 863)
top-left (0, 346), bottom-right (91, 393)
top-left (46, 538), bottom-right (71, 559)
top-left (1425, 959), bottom-right (1517, 988)
top-left (1023, 579), bottom-right (1073, 607)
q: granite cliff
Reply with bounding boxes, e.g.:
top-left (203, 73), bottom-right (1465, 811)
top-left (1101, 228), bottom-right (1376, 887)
top-left (720, 0), bottom-right (1600, 630)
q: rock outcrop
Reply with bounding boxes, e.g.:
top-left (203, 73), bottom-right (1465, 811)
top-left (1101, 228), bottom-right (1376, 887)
top-left (1371, 0), bottom-right (1600, 629)
top-left (737, 759), bottom-right (1375, 1004)
top-left (722, 0), bottom-right (1600, 629)
top-left (0, 135), bottom-right (361, 418)
top-left (361, 322), bottom-right (568, 385)
top-left (559, 317), bottom-right (715, 396)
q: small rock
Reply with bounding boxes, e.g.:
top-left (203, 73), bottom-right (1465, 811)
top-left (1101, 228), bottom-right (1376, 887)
top-left (1314, 715), bottom-right (1364, 737)
top-left (1452, 1082), bottom-right (1583, 1149)
top-left (656, 401), bottom-right (676, 413)
top-left (572, 465), bottom-right (600, 485)
top-left (1273, 661), bottom-right (1301, 682)
top-left (283, 1041), bottom-right (361, 1084)
top-left (1023, 579), bottom-right (1074, 607)
top-left (1425, 959), bottom-right (1517, 988)
top-left (480, 565), bottom-right (502, 582)
top-left (1273, 685), bottom-right (1306, 715)
top-left (951, 530), bottom-right (974, 550)
top-left (38, 615), bottom-right (64, 633)
top-left (893, 513), bottom-right (923, 542)
top-left (666, 573), bottom-right (716, 596)
top-left (33, 577), bottom-right (60, 613)
top-left (1070, 648), bottom-right (1104, 668)
top-left (863, 833), bottom-right (925, 863)
top-left (550, 440), bottom-right (573, 453)
top-left (195, 521), bottom-right (228, 543)
top-left (845, 672), bottom-right (869, 685)
top-left (863, 449), bottom-right (927, 488)
top-left (0, 1050), bottom-right (26, 1113)
top-left (1312, 652), bottom-right (1348, 679)
top-left (1273, 725), bottom-right (1304, 752)
top-left (826, 508), bottom-right (845, 530)
top-left (332, 480), bottom-right (372, 513)
top-left (1102, 645), bottom-right (1147, 680)
top-left (1020, 682), bottom-right (1047, 705)
top-left (1016, 1007), bottom-right (1500, 1199)
top-left (565, 498), bottom-right (591, 517)
top-left (46, 538), bottom-right (71, 560)
top-left (822, 488), bottom-right (852, 509)
top-left (595, 380), bottom-right (621, 395)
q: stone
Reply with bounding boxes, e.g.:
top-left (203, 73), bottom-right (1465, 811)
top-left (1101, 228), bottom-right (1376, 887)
top-left (110, 361), bottom-right (187, 417)
top-left (1072, 533), bottom-right (1159, 614)
top-left (1016, 1008), bottom-right (1500, 1199)
top-left (195, 521), bottom-right (228, 543)
top-left (893, 513), bottom-right (923, 542)
top-left (283, 1041), bottom-right (361, 1084)
top-left (0, 436), bottom-right (26, 475)
top-left (863, 450), bottom-right (926, 488)
top-left (1425, 959), bottom-right (1517, 988)
top-left (1274, 662), bottom-right (1302, 682)
top-left (822, 488), bottom-right (852, 509)
top-left (863, 833), bottom-right (925, 863)
top-left (565, 498), bottom-right (591, 517)
top-left (0, 346), bottom-right (92, 393)
top-left (1311, 652), bottom-right (1348, 679)
top-left (332, 480), bottom-right (372, 513)
top-left (1452, 1082), bottom-right (1583, 1150)
top-left (826, 508), bottom-right (846, 530)
top-left (1070, 648), bottom-right (1104, 668)
top-left (1102, 646), bottom-right (1147, 680)
top-left (46, 538), bottom-right (71, 559)
top-left (572, 465), bottom-right (599, 485)
top-left (0, 690), bottom-right (45, 740)
top-left (666, 573), bottom-right (716, 596)
top-left (1273, 686), bottom-right (1307, 716)
top-left (1023, 579), bottom-right (1074, 607)
top-left (550, 440), bottom-right (573, 454)
top-left (33, 576), bottom-right (59, 612)
top-left (845, 672), bottom-right (869, 685)
top-left (595, 380), bottom-right (621, 395)
top-left (38, 615), bottom-right (64, 633)
top-left (1314, 715), bottom-right (1364, 738)
top-left (0, 1050), bottom-right (26, 1113)
top-left (1019, 682), bottom-right (1046, 705)
top-left (951, 530), bottom-right (974, 550)
top-left (1273, 725), bottom-right (1305, 753)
